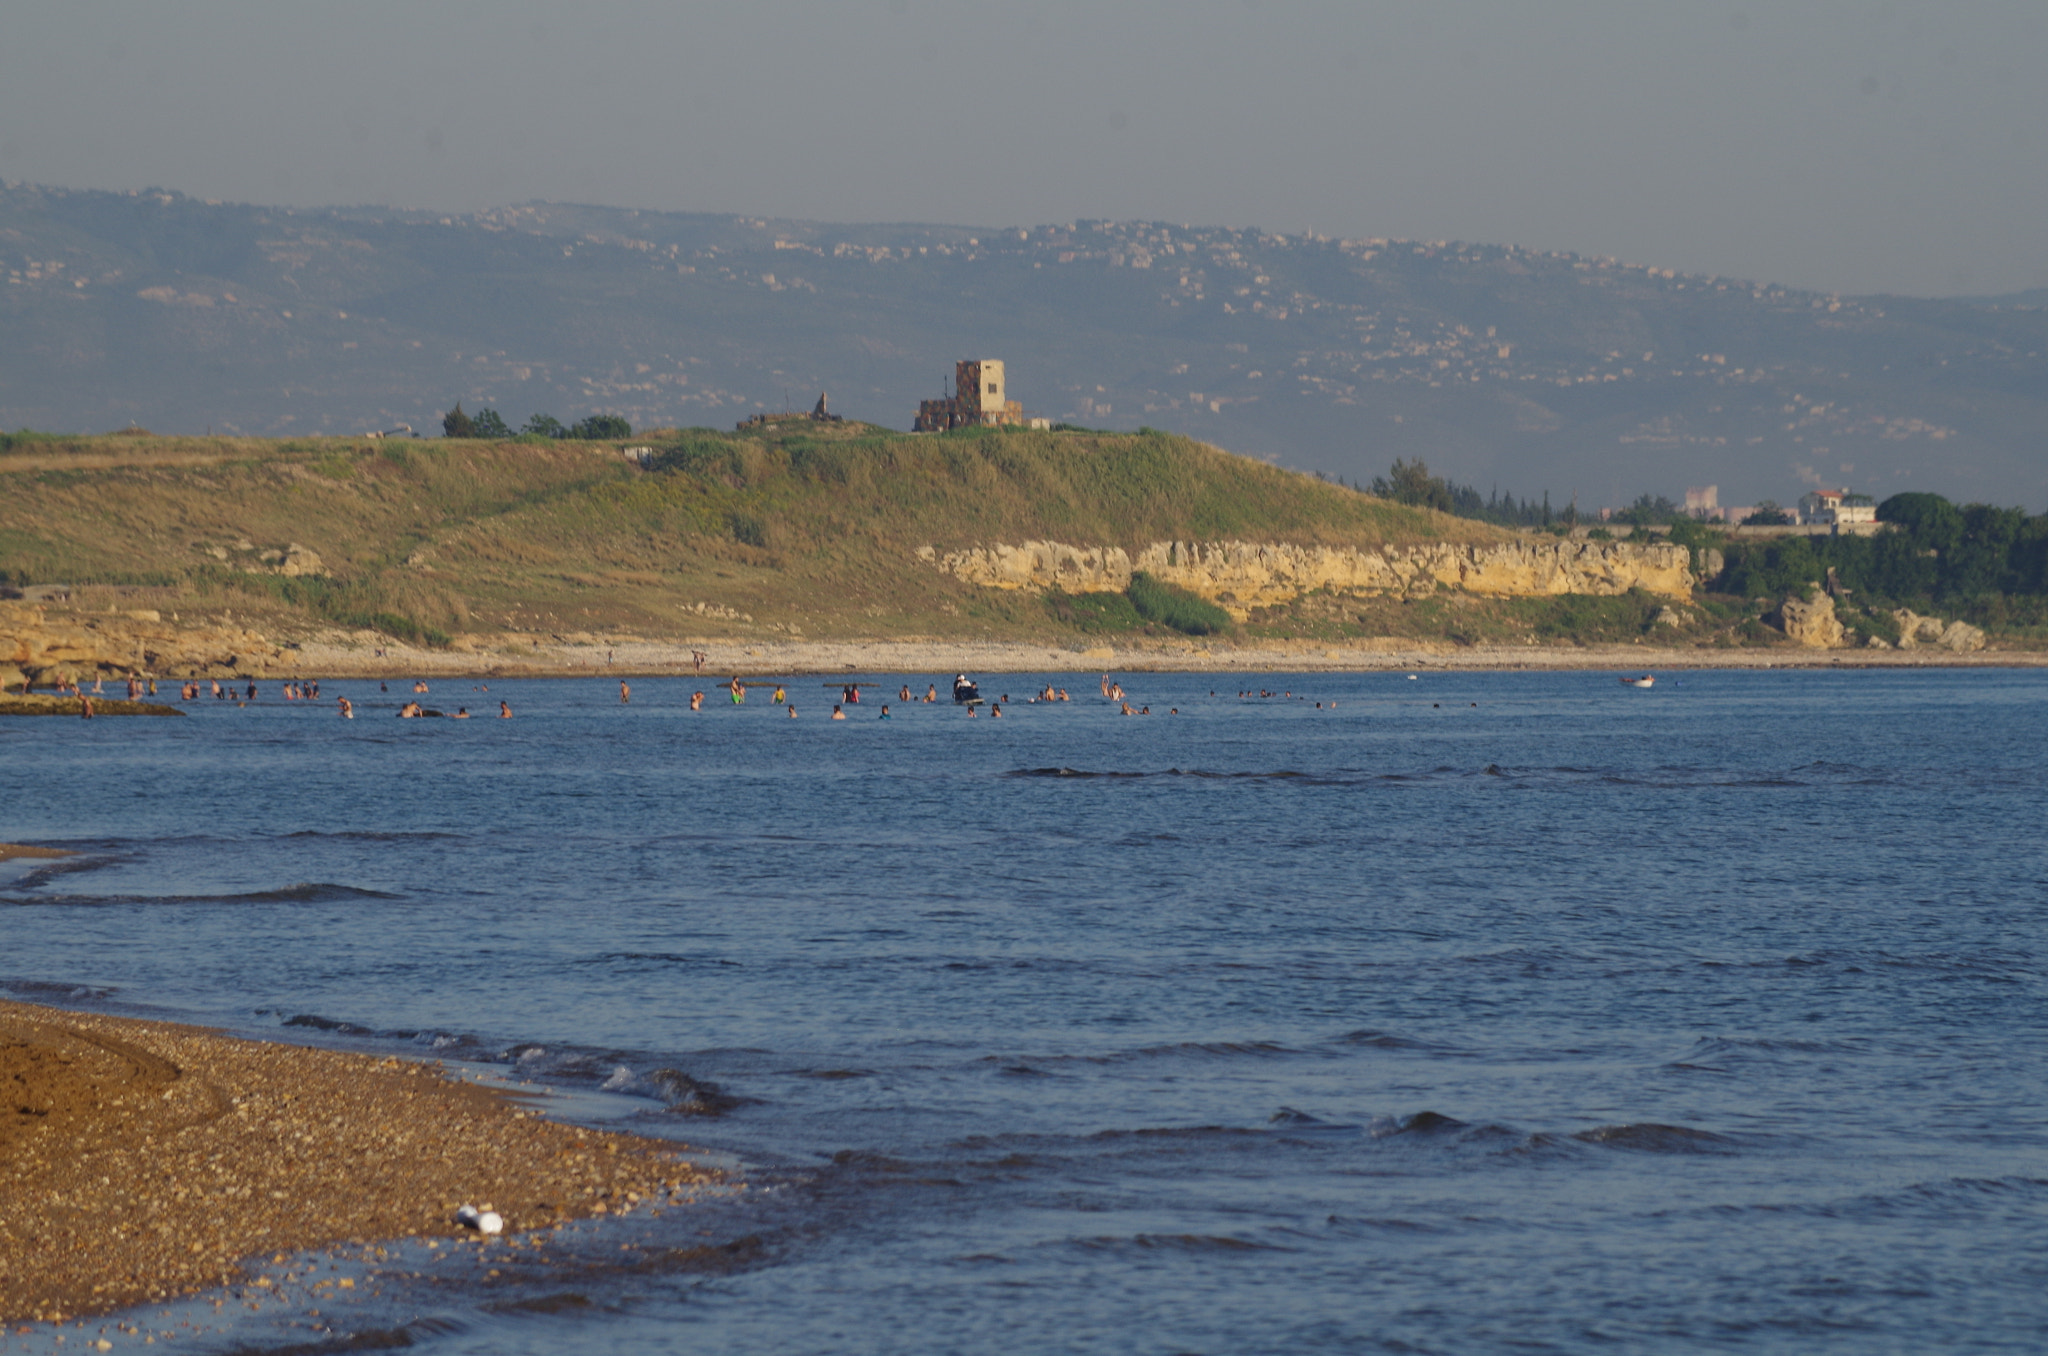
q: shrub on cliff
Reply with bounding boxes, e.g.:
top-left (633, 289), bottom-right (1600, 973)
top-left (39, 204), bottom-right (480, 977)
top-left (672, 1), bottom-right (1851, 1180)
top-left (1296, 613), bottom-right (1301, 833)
top-left (1045, 589), bottom-right (1143, 633)
top-left (1127, 571), bottom-right (1231, 636)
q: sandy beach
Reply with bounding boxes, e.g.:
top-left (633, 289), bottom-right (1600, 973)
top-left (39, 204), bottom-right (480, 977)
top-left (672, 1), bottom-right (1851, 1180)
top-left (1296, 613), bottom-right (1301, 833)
top-left (0, 999), bottom-right (718, 1329)
top-left (286, 633), bottom-right (2048, 680)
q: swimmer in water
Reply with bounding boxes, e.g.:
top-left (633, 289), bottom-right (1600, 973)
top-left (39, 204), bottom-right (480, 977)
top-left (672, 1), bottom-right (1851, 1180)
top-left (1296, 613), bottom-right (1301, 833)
top-left (879, 704), bottom-right (892, 719)
top-left (925, 684), bottom-right (937, 703)
top-left (499, 701), bottom-right (512, 718)
top-left (787, 704), bottom-right (798, 718)
top-left (338, 696), bottom-right (354, 719)
top-left (690, 691), bottom-right (704, 711)
top-left (899, 685), bottom-right (912, 701)
top-left (453, 707), bottom-right (470, 718)
top-left (832, 704), bottom-right (846, 720)
top-left (990, 703), bottom-right (1002, 718)
top-left (414, 680), bottom-right (429, 693)
top-left (620, 680), bottom-right (630, 703)
top-left (772, 685), bottom-right (786, 704)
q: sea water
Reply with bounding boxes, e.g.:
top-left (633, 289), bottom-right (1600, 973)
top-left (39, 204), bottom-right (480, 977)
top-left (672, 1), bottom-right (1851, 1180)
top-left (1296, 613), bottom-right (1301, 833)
top-left (3, 668), bottom-right (2045, 1353)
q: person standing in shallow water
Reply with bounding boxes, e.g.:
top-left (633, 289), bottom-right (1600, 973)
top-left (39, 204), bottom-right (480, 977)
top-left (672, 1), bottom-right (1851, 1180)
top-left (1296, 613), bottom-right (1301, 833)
top-left (619, 680), bottom-right (630, 703)
top-left (338, 696), bottom-right (353, 719)
top-left (499, 701), bottom-right (512, 718)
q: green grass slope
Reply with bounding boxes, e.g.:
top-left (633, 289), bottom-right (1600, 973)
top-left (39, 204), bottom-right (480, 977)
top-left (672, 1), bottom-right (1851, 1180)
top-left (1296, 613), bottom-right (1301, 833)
top-left (0, 423), bottom-right (1499, 645)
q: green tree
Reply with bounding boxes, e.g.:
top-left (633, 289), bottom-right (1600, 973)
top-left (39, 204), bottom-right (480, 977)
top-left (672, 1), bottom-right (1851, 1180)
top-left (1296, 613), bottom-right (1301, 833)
top-left (1372, 458), bottom-right (1456, 513)
top-left (471, 407), bottom-right (511, 439)
top-left (1877, 492), bottom-right (1962, 553)
top-left (523, 413), bottom-right (566, 438)
top-left (1742, 501), bottom-right (1793, 526)
top-left (568, 413), bottom-right (632, 440)
top-left (1615, 493), bottom-right (1679, 526)
top-left (441, 403), bottom-right (475, 438)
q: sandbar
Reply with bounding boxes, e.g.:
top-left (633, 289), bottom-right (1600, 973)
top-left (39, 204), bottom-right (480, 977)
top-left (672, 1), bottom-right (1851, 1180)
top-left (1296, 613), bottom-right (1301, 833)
top-left (0, 844), bottom-right (73, 863)
top-left (0, 999), bottom-right (716, 1326)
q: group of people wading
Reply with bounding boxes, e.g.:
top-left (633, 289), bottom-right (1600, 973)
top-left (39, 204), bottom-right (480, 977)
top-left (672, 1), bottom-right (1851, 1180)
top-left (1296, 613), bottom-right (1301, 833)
top-left (38, 663), bottom-right (1163, 723)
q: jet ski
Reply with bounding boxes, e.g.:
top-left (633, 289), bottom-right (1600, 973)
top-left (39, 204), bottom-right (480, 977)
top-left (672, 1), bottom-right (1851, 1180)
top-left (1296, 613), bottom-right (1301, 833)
top-left (952, 674), bottom-right (982, 704)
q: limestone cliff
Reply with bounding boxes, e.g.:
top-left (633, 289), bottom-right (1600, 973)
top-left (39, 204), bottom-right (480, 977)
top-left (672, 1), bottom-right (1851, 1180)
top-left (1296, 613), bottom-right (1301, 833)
top-left (919, 538), bottom-right (1695, 617)
top-left (1, 603), bottom-right (289, 688)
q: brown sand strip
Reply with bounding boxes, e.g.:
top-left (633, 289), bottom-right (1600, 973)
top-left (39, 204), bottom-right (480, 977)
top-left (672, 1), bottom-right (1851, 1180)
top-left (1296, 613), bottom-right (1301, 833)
top-left (0, 844), bottom-right (74, 862)
top-left (0, 999), bottom-right (718, 1326)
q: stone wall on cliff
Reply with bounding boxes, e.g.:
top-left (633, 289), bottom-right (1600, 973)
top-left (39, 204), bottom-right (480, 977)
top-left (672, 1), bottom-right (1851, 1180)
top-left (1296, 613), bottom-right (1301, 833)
top-left (918, 538), bottom-right (1696, 617)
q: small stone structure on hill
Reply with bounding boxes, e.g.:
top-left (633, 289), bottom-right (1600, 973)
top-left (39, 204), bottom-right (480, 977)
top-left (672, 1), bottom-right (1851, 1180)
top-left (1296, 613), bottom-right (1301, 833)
top-left (736, 392), bottom-right (843, 431)
top-left (914, 360), bottom-right (1050, 432)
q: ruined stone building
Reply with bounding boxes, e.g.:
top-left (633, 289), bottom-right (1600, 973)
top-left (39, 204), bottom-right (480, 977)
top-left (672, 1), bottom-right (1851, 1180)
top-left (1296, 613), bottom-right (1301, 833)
top-left (736, 391), bottom-right (843, 431)
top-left (914, 359), bottom-right (1043, 431)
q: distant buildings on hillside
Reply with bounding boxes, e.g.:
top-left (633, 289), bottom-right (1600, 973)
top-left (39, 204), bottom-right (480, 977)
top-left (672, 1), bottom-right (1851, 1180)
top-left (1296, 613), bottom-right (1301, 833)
top-left (1598, 481), bottom-right (1880, 531)
top-left (1798, 487), bottom-right (1876, 527)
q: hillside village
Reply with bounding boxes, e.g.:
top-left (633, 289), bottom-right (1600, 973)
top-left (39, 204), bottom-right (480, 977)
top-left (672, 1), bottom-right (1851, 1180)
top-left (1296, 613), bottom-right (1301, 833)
top-left (3, 185), bottom-right (2042, 512)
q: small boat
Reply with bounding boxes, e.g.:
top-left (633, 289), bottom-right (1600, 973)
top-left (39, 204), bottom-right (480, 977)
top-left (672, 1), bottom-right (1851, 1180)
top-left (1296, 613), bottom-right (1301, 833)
top-left (1620, 675), bottom-right (1655, 688)
top-left (952, 674), bottom-right (982, 704)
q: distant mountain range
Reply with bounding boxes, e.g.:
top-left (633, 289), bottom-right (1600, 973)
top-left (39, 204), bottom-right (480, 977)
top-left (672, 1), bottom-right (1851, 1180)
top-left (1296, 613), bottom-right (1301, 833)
top-left (3, 182), bottom-right (2043, 508)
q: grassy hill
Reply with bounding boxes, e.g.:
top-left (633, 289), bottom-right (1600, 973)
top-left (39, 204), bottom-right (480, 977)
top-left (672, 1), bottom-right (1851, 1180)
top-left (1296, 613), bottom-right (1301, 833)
top-left (0, 423), bottom-right (1499, 647)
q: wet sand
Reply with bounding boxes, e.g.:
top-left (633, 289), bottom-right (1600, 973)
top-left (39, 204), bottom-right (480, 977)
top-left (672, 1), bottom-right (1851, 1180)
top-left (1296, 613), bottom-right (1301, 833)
top-left (0, 1000), bottom-right (717, 1327)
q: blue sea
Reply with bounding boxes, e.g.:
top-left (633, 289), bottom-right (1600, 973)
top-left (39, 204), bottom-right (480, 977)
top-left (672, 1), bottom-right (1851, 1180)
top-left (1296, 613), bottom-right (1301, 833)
top-left (4, 668), bottom-right (2046, 1353)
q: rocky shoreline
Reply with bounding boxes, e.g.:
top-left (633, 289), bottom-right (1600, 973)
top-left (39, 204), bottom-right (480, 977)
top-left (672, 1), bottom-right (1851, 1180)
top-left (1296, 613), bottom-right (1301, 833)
top-left (7, 600), bottom-right (2043, 687)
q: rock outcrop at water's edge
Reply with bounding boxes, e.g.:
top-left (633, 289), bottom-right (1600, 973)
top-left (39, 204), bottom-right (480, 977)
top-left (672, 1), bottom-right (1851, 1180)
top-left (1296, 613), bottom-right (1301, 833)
top-left (1892, 609), bottom-right (1987, 653)
top-left (1773, 591), bottom-right (1846, 648)
top-left (919, 538), bottom-right (1697, 617)
top-left (1, 602), bottom-right (289, 688)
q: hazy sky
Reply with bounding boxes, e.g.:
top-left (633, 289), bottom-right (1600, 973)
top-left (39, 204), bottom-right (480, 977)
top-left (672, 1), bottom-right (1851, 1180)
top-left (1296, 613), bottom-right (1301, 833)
top-left (4, 1), bottom-right (2043, 297)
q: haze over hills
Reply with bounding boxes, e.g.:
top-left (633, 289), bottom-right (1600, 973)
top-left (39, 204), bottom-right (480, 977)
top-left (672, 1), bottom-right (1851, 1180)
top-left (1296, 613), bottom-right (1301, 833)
top-left (3, 181), bottom-right (2043, 510)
